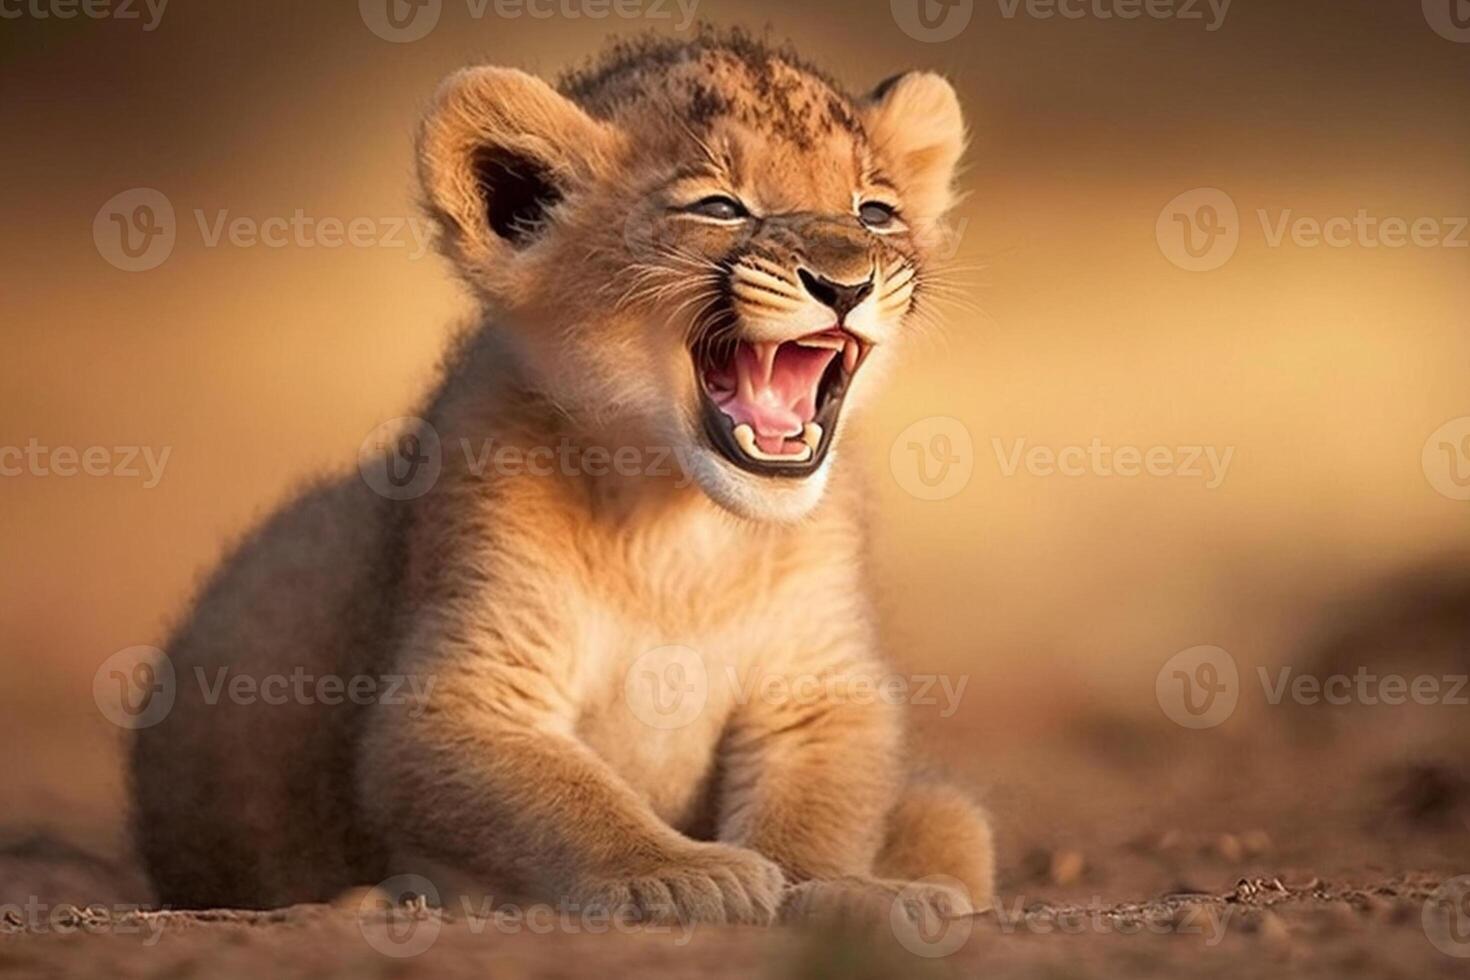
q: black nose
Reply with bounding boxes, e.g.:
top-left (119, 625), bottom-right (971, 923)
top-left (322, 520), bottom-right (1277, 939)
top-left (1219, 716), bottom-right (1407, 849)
top-left (798, 269), bottom-right (875, 321)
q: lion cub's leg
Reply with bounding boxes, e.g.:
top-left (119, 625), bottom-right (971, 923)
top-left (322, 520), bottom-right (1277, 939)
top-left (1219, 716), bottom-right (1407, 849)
top-left (714, 662), bottom-right (980, 924)
top-left (781, 781), bottom-right (995, 924)
top-left (875, 781), bottom-right (996, 909)
top-left (716, 668), bottom-right (905, 885)
top-left (357, 672), bottom-right (786, 926)
top-left (714, 652), bottom-right (996, 925)
top-left (777, 780), bottom-right (996, 924)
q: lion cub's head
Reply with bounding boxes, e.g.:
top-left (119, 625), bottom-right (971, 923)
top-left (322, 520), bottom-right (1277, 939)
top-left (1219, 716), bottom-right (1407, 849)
top-left (418, 30), bottom-right (966, 522)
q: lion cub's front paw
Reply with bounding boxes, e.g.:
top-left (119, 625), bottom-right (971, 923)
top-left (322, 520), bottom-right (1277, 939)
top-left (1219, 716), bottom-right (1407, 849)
top-left (781, 875), bottom-right (974, 928)
top-left (572, 842), bottom-right (787, 926)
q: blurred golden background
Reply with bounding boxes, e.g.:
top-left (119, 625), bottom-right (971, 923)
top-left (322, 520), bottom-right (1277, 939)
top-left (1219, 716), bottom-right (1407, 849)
top-left (2, 0), bottom-right (1468, 869)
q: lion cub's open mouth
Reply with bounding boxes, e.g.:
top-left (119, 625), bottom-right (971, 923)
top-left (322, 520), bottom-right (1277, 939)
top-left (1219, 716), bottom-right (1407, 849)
top-left (696, 329), bottom-right (871, 477)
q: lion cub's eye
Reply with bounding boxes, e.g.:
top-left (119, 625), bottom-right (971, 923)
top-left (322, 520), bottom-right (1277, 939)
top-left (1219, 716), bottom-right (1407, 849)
top-left (684, 195), bottom-right (749, 222)
top-left (858, 201), bottom-right (904, 232)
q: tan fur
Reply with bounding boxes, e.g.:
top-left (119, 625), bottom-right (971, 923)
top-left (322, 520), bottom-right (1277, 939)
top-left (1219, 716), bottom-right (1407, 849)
top-left (131, 29), bottom-right (993, 924)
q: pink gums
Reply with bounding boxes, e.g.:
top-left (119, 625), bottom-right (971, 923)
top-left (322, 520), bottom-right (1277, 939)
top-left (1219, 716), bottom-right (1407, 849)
top-left (706, 341), bottom-right (838, 455)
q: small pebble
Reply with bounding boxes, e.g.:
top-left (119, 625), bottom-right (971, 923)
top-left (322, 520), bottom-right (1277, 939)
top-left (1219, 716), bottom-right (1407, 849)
top-left (1049, 849), bottom-right (1086, 886)
top-left (1280, 871), bottom-right (1320, 891)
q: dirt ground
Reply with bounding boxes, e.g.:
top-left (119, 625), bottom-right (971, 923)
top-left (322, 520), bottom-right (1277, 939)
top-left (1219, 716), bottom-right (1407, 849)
top-left (0, 872), bottom-right (1463, 980)
top-left (4, 706), bottom-right (1468, 979)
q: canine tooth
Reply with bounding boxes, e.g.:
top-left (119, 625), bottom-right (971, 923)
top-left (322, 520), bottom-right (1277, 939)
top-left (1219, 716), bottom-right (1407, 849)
top-left (756, 341), bottom-right (778, 386)
top-left (795, 335), bottom-right (845, 351)
top-left (737, 355), bottom-right (756, 402)
top-left (802, 422), bottom-right (823, 450)
top-left (733, 424), bottom-right (763, 458)
top-left (732, 423), bottom-right (814, 464)
top-left (843, 337), bottom-right (860, 373)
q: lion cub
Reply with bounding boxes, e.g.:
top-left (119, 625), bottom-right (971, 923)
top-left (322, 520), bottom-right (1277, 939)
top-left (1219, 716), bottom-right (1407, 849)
top-left (130, 30), bottom-right (994, 925)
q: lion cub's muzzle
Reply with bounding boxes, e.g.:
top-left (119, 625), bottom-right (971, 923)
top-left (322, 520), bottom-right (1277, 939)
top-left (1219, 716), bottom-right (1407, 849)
top-left (691, 214), bottom-right (889, 478)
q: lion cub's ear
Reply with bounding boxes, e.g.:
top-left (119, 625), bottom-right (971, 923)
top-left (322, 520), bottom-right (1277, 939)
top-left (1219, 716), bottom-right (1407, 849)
top-left (418, 67), bottom-right (616, 293)
top-left (861, 72), bottom-right (967, 232)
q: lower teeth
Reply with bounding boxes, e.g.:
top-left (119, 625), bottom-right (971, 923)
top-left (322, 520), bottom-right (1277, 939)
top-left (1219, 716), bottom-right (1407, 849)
top-left (732, 423), bottom-right (818, 464)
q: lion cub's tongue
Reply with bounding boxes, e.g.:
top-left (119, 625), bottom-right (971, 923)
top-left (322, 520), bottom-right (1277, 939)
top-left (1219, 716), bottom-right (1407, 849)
top-left (714, 341), bottom-right (837, 455)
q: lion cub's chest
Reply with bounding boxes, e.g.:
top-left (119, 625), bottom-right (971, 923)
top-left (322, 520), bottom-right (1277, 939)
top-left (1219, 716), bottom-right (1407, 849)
top-left (561, 515), bottom-right (790, 831)
top-left (569, 600), bottom-right (783, 832)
